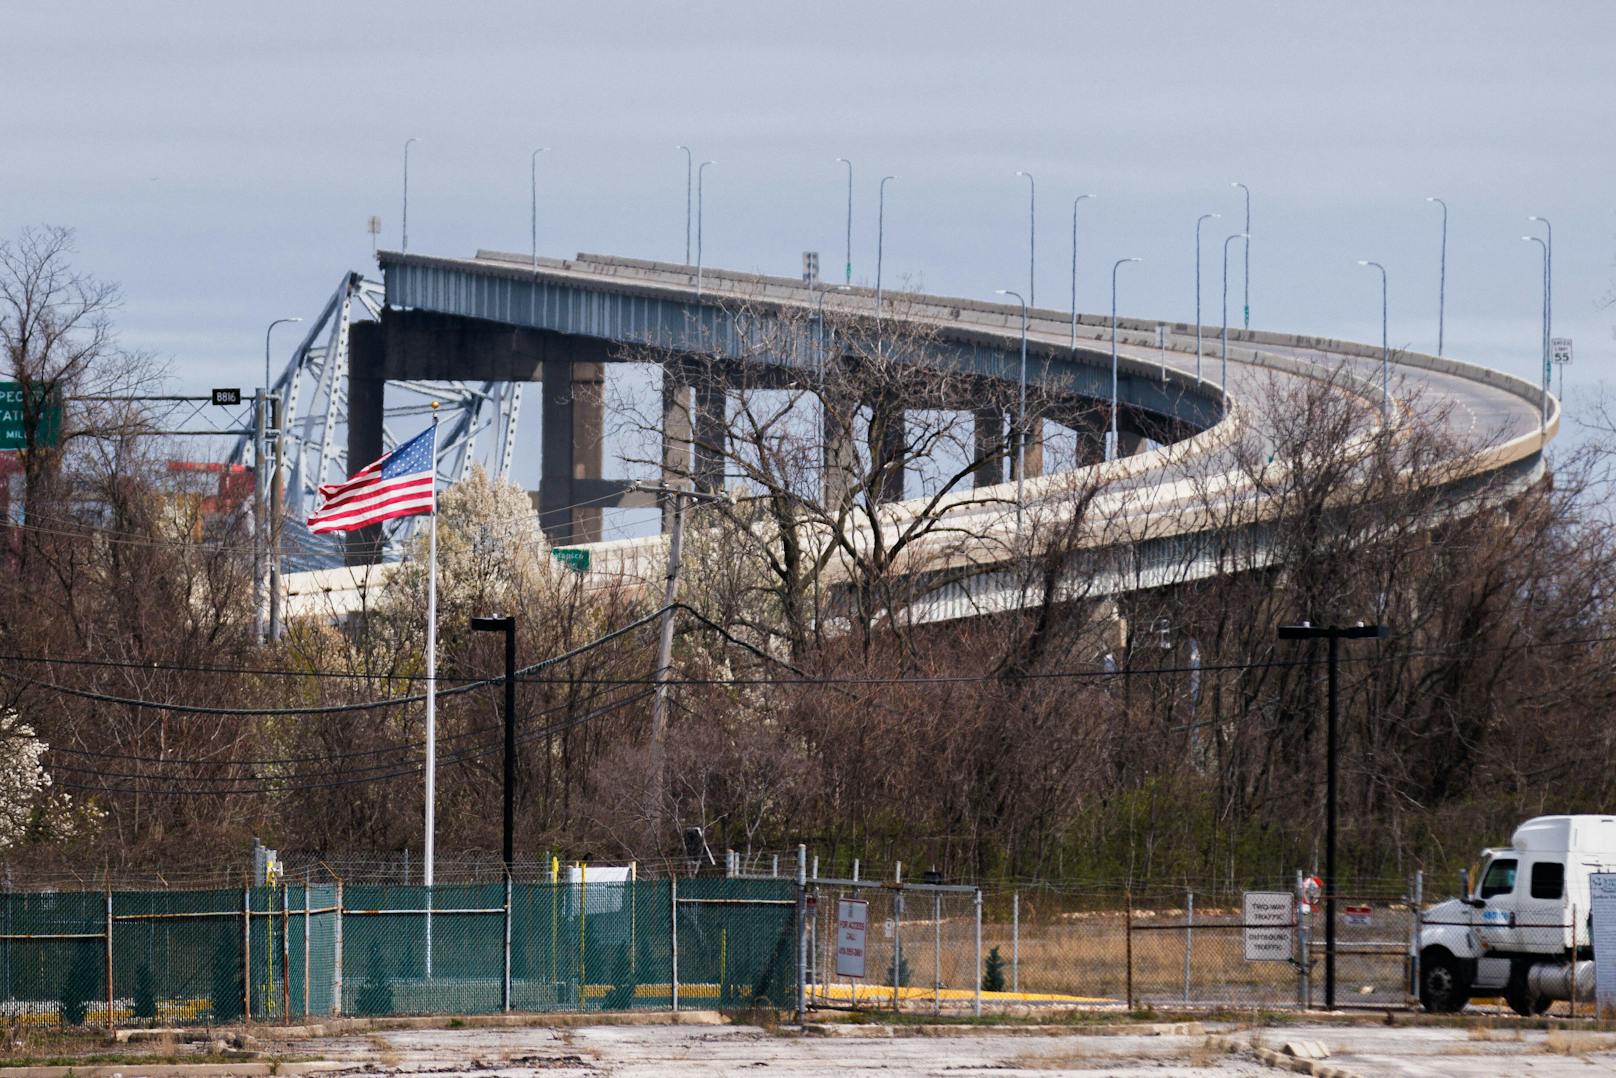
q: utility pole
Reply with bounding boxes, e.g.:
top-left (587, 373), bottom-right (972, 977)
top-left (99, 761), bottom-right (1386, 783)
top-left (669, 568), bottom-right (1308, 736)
top-left (1276, 621), bottom-right (1389, 1011)
top-left (470, 615), bottom-right (518, 871)
top-left (267, 396), bottom-right (286, 641)
top-left (253, 388), bottom-right (268, 643)
top-left (637, 482), bottom-right (730, 829)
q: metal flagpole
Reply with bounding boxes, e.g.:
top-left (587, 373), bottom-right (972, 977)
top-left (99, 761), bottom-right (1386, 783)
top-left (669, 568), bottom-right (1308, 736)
top-left (424, 410), bottom-right (439, 977)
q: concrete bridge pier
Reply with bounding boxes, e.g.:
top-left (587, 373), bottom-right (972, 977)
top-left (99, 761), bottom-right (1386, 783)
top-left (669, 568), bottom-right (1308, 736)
top-left (972, 408), bottom-right (1005, 488)
top-left (822, 398), bottom-right (859, 509)
top-left (866, 393), bottom-right (906, 502)
top-left (539, 358), bottom-right (606, 546)
top-left (1010, 416), bottom-right (1045, 482)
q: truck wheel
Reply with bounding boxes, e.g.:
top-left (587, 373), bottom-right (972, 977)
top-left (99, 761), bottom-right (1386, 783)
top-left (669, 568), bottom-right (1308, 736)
top-left (1505, 980), bottom-right (1551, 1017)
top-left (1419, 949), bottom-right (1470, 1013)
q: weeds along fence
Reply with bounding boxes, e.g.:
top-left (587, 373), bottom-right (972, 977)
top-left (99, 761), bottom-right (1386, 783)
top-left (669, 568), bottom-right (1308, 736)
top-left (0, 877), bottom-right (796, 1028)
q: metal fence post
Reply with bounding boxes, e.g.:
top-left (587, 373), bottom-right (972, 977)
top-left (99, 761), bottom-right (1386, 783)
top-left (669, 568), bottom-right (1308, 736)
top-left (1124, 890), bottom-right (1133, 1011)
top-left (1012, 892), bottom-right (1020, 993)
top-left (796, 845), bottom-right (807, 1023)
top-left (282, 886), bottom-right (291, 1021)
top-left (1408, 869), bottom-right (1422, 1010)
top-left (891, 861), bottom-right (902, 1012)
top-left (332, 880), bottom-right (343, 1016)
top-left (973, 888), bottom-right (982, 1017)
top-left (243, 886), bottom-right (252, 1025)
top-left (1183, 891), bottom-right (1194, 1004)
top-left (1295, 869), bottom-right (1307, 1008)
top-left (670, 875), bottom-right (679, 1014)
top-left (503, 876), bottom-right (513, 1014)
top-left (303, 885), bottom-right (311, 1019)
top-left (932, 890), bottom-right (940, 1016)
top-left (1570, 902), bottom-right (1578, 1019)
top-left (104, 890), bottom-right (114, 1031)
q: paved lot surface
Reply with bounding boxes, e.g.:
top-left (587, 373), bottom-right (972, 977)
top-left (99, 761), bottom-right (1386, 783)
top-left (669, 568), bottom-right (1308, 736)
top-left (263, 1021), bottom-right (1616, 1078)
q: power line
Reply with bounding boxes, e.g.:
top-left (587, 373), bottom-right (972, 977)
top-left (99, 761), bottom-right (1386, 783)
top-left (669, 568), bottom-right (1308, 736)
top-left (43, 678), bottom-right (631, 769)
top-left (53, 687), bottom-right (654, 797)
top-left (0, 605), bottom-right (668, 716)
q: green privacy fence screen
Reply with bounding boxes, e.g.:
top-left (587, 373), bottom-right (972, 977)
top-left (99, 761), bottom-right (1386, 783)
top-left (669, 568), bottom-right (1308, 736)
top-left (0, 877), bottom-right (796, 1027)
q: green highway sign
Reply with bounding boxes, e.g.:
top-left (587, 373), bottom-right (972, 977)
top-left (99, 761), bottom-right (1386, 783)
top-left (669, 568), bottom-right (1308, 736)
top-left (552, 547), bottom-right (590, 573)
top-left (0, 382), bottom-right (62, 451)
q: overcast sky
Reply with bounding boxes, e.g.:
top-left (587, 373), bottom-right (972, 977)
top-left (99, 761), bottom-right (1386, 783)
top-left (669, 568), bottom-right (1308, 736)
top-left (4, 1), bottom-right (1612, 427)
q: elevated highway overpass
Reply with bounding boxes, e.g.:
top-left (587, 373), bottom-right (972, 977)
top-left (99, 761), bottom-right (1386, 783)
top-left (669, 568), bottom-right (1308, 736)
top-left (281, 248), bottom-right (1556, 623)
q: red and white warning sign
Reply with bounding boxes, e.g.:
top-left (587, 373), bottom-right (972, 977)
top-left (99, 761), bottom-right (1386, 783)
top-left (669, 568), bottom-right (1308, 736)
top-left (835, 897), bottom-right (869, 979)
top-left (1343, 905), bottom-right (1372, 927)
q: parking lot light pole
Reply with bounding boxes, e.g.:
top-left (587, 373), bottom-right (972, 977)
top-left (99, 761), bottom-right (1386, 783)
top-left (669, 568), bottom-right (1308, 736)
top-left (471, 615), bottom-right (518, 871)
top-left (1277, 621), bottom-right (1390, 1010)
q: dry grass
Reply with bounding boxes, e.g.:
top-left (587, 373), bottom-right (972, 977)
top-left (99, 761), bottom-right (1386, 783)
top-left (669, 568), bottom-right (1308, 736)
top-left (1537, 1027), bottom-right (1616, 1056)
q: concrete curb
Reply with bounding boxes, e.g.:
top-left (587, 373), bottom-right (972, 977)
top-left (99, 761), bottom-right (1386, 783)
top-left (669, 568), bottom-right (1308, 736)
top-left (117, 1009), bottom-right (727, 1045)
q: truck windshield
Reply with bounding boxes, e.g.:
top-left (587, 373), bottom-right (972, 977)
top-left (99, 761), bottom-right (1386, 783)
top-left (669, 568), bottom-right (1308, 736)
top-left (1480, 858), bottom-right (1518, 899)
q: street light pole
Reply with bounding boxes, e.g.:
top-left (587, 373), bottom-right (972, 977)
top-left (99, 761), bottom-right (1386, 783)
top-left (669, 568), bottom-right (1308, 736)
top-left (1529, 216), bottom-right (1553, 430)
top-left (1109, 258), bottom-right (1142, 462)
top-left (1221, 233), bottom-right (1247, 394)
top-left (262, 316), bottom-right (301, 644)
top-left (470, 615), bottom-right (518, 871)
top-left (402, 137), bottom-right (419, 253)
top-left (1016, 171), bottom-right (1035, 308)
top-left (1070, 194), bottom-right (1094, 349)
top-left (1276, 621), bottom-right (1390, 1011)
top-left (1426, 197), bottom-right (1447, 355)
top-left (995, 289), bottom-right (1029, 543)
top-left (876, 175), bottom-right (896, 317)
top-left (695, 160), bottom-right (714, 294)
top-left (1231, 182), bottom-right (1250, 328)
top-left (258, 316), bottom-right (300, 646)
top-left (1195, 213), bottom-right (1220, 382)
top-left (1357, 261), bottom-right (1390, 421)
top-left (530, 147), bottom-right (549, 271)
top-left (836, 157), bottom-right (853, 285)
top-left (676, 146), bottom-right (693, 264)
top-left (1524, 235), bottom-right (1549, 433)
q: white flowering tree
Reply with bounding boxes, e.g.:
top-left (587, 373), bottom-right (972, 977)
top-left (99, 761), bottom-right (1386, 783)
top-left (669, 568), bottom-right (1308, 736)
top-left (0, 709), bottom-right (58, 849)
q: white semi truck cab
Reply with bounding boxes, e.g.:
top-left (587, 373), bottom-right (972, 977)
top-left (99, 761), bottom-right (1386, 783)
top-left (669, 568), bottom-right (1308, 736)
top-left (1414, 815), bottom-right (1616, 1013)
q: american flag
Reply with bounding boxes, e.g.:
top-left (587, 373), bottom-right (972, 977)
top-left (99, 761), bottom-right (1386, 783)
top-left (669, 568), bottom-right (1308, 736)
top-left (306, 425), bottom-right (437, 534)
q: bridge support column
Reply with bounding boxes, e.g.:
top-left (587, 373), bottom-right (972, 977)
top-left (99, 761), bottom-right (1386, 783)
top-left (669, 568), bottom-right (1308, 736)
top-left (867, 394), bottom-right (905, 503)
top-left (973, 409), bottom-right (1004, 488)
top-left (822, 397), bottom-right (859, 509)
top-left (694, 375), bottom-right (727, 495)
top-left (1117, 425), bottom-right (1147, 457)
top-left (661, 366), bottom-right (693, 533)
top-left (1059, 404), bottom-right (1108, 467)
top-left (541, 358), bottom-right (605, 546)
top-left (344, 321), bottom-right (387, 566)
top-left (1010, 417), bottom-right (1044, 482)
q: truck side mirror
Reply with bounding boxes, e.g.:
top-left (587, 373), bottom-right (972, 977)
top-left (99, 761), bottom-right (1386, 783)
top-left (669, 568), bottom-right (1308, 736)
top-left (1460, 868), bottom-right (1470, 899)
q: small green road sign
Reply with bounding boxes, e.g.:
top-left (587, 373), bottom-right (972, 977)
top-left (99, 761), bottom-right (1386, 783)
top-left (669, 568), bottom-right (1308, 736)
top-left (0, 382), bottom-right (62, 451)
top-left (552, 547), bottom-right (590, 572)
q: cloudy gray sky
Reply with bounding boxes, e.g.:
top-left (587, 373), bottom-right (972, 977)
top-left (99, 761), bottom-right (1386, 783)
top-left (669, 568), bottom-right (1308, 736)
top-left (4, 1), bottom-right (1612, 423)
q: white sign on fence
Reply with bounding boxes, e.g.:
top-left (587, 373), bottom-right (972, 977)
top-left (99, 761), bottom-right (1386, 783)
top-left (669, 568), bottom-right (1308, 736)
top-left (835, 898), bottom-right (869, 979)
top-left (1243, 891), bottom-right (1295, 962)
top-left (1589, 873), bottom-right (1616, 1015)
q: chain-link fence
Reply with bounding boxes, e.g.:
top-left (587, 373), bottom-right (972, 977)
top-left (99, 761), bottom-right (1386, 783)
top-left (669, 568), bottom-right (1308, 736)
top-left (799, 871), bottom-right (1438, 1014)
top-left (0, 874), bottom-right (796, 1028)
